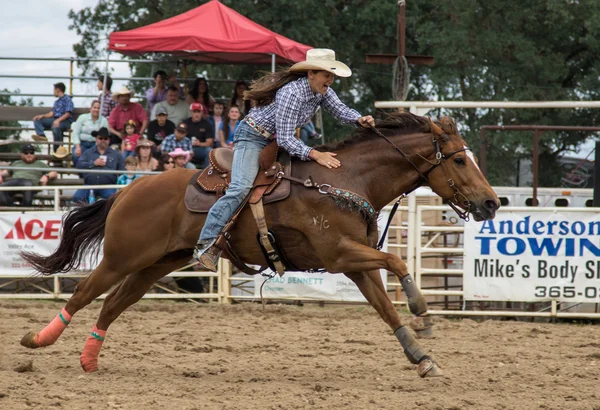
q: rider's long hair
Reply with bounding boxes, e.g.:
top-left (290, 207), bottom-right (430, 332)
top-left (244, 69), bottom-right (306, 107)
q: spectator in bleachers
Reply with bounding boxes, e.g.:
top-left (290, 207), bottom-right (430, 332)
top-left (145, 70), bottom-right (168, 114)
top-left (0, 144), bottom-right (58, 207)
top-left (169, 148), bottom-right (191, 169)
top-left (187, 77), bottom-right (215, 117)
top-left (184, 103), bottom-right (213, 169)
top-left (98, 75), bottom-right (117, 118)
top-left (219, 105), bottom-right (241, 149)
top-left (157, 153), bottom-right (175, 172)
top-left (73, 127), bottom-right (125, 203)
top-left (208, 101), bottom-right (224, 148)
top-left (108, 86), bottom-right (148, 146)
top-left (135, 138), bottom-right (158, 172)
top-left (71, 100), bottom-right (108, 166)
top-left (32, 82), bottom-right (74, 153)
top-left (151, 86), bottom-right (190, 125)
top-left (160, 122), bottom-right (195, 169)
top-left (117, 156), bottom-right (139, 186)
top-left (147, 106), bottom-right (175, 153)
top-left (121, 120), bottom-right (140, 157)
top-left (231, 80), bottom-right (251, 117)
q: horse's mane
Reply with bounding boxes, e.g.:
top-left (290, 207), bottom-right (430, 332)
top-left (314, 112), bottom-right (432, 152)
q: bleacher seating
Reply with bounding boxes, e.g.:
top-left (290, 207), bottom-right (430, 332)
top-left (0, 106), bottom-right (91, 209)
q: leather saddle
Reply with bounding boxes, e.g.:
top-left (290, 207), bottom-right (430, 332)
top-left (184, 142), bottom-right (291, 213)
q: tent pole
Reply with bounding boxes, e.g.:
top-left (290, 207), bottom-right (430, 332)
top-left (100, 50), bottom-right (110, 115)
top-left (271, 54), bottom-right (275, 72)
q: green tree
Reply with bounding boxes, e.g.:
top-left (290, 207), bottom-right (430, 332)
top-left (407, 0), bottom-right (600, 186)
top-left (69, 0), bottom-right (600, 186)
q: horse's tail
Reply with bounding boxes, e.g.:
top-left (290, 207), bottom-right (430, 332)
top-left (21, 192), bottom-right (121, 276)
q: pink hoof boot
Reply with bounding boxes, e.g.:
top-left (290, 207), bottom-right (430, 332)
top-left (21, 308), bottom-right (72, 348)
top-left (80, 325), bottom-right (106, 373)
top-left (418, 358), bottom-right (444, 378)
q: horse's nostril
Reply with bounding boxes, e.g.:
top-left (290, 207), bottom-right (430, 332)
top-left (485, 200), bottom-right (498, 211)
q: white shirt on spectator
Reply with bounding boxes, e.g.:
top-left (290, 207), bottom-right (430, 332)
top-left (151, 100), bottom-right (190, 125)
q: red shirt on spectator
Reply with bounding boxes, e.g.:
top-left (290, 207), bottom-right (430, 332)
top-left (108, 103), bottom-right (147, 135)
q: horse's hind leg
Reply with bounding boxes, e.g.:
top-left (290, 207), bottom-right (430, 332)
top-left (80, 254), bottom-right (191, 372)
top-left (20, 260), bottom-right (129, 349)
top-left (345, 270), bottom-right (442, 378)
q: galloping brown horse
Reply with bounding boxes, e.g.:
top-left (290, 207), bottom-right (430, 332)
top-left (20, 113), bottom-right (499, 378)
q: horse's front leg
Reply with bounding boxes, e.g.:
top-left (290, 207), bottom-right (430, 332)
top-left (326, 237), bottom-right (434, 337)
top-left (344, 270), bottom-right (442, 378)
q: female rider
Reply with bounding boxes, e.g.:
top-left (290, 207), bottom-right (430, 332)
top-left (194, 49), bottom-right (375, 271)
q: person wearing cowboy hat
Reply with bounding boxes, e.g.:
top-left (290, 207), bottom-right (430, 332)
top-left (73, 127), bottom-right (125, 204)
top-left (167, 147), bottom-right (191, 169)
top-left (194, 48), bottom-right (375, 272)
top-left (107, 86), bottom-right (148, 146)
top-left (135, 138), bottom-right (158, 172)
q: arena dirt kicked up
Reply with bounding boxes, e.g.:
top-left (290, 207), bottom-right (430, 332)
top-left (1, 301), bottom-right (599, 410)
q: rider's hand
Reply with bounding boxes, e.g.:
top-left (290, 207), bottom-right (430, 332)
top-left (357, 115), bottom-right (375, 128)
top-left (309, 149), bottom-right (341, 169)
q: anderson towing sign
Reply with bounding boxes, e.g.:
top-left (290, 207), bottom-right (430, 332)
top-left (464, 210), bottom-right (600, 303)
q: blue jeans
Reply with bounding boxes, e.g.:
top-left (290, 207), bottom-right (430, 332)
top-left (0, 179), bottom-right (34, 206)
top-left (33, 117), bottom-right (71, 149)
top-left (192, 146), bottom-right (212, 169)
top-left (71, 140), bottom-right (96, 166)
top-left (199, 122), bottom-right (269, 242)
top-left (72, 188), bottom-right (117, 204)
top-left (300, 121), bottom-right (317, 145)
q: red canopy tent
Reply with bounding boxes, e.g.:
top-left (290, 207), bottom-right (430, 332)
top-left (108, 0), bottom-right (312, 65)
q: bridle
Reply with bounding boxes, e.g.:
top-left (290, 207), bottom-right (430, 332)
top-left (369, 123), bottom-right (473, 222)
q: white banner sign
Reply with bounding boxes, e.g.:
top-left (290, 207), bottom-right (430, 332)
top-left (255, 209), bottom-right (390, 301)
top-left (0, 212), bottom-right (99, 275)
top-left (464, 211), bottom-right (600, 303)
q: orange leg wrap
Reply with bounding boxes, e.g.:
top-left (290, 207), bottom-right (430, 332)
top-left (34, 308), bottom-right (72, 347)
top-left (80, 325), bottom-right (106, 373)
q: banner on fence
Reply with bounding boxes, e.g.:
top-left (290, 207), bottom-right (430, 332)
top-left (0, 212), bottom-right (99, 274)
top-left (255, 209), bottom-right (390, 302)
top-left (464, 211), bottom-right (600, 303)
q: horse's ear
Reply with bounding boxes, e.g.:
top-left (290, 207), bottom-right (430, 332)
top-left (440, 116), bottom-right (457, 135)
top-left (429, 119), bottom-right (444, 137)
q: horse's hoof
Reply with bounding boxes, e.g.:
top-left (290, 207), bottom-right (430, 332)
top-left (80, 356), bottom-right (99, 373)
top-left (20, 332), bottom-right (39, 349)
top-left (417, 358), bottom-right (444, 378)
top-left (409, 315), bottom-right (434, 338)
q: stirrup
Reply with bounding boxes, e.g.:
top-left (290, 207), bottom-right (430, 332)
top-left (193, 239), bottom-right (221, 272)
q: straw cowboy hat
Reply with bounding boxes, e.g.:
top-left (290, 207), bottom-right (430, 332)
top-left (112, 86), bottom-right (134, 100)
top-left (168, 147), bottom-right (190, 162)
top-left (290, 49), bottom-right (352, 78)
top-left (53, 146), bottom-right (70, 159)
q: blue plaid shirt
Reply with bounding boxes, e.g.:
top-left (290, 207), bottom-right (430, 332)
top-left (161, 134), bottom-right (192, 154)
top-left (247, 77), bottom-right (361, 160)
top-left (53, 95), bottom-right (74, 122)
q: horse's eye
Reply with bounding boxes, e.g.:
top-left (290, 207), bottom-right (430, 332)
top-left (454, 157), bottom-right (465, 165)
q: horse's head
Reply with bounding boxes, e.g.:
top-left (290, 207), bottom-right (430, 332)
top-left (425, 116), bottom-right (499, 221)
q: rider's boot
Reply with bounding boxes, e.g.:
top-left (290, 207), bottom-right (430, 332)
top-left (193, 238), bottom-right (222, 272)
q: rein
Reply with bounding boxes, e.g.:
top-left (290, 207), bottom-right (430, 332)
top-left (369, 124), bottom-right (473, 249)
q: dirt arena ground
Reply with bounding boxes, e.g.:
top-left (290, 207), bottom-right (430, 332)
top-left (1, 300), bottom-right (599, 410)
